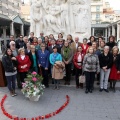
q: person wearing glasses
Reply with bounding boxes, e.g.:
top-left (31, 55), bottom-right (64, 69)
top-left (38, 43), bottom-right (50, 88)
top-left (28, 45), bottom-right (38, 73)
top-left (16, 48), bottom-right (31, 84)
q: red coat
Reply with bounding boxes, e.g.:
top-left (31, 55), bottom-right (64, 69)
top-left (81, 44), bottom-right (89, 55)
top-left (16, 55), bottom-right (31, 72)
top-left (73, 52), bottom-right (84, 69)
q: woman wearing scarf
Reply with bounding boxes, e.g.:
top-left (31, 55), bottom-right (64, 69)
top-left (61, 41), bottom-right (73, 85)
top-left (49, 46), bottom-right (62, 89)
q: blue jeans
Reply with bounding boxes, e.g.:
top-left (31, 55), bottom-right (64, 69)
top-left (6, 75), bottom-right (16, 91)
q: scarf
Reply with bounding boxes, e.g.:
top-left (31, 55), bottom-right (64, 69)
top-left (64, 47), bottom-right (70, 60)
top-left (52, 53), bottom-right (58, 64)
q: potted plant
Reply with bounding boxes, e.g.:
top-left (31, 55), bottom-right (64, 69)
top-left (21, 71), bottom-right (45, 101)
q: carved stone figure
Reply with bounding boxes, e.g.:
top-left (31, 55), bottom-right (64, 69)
top-left (30, 0), bottom-right (43, 37)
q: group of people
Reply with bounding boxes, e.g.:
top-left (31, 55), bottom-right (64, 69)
top-left (2, 32), bottom-right (120, 97)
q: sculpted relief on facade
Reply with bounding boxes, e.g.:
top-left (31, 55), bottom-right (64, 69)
top-left (30, 0), bottom-right (91, 40)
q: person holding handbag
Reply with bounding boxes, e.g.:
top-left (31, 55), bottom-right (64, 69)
top-left (49, 46), bottom-right (62, 89)
top-left (73, 46), bottom-right (84, 89)
top-left (52, 61), bottom-right (65, 90)
top-left (2, 48), bottom-right (18, 97)
top-left (38, 43), bottom-right (50, 88)
top-left (83, 47), bottom-right (100, 93)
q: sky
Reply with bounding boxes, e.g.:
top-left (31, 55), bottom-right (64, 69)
top-left (23, 0), bottom-right (120, 10)
top-left (105, 0), bottom-right (120, 10)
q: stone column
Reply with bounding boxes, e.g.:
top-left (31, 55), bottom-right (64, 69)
top-left (3, 27), bottom-right (7, 45)
top-left (105, 28), bottom-right (108, 42)
top-left (92, 28), bottom-right (95, 36)
top-left (108, 27), bottom-right (111, 37)
top-left (112, 25), bottom-right (115, 36)
top-left (10, 22), bottom-right (14, 35)
top-left (21, 24), bottom-right (24, 36)
top-left (117, 23), bottom-right (120, 41)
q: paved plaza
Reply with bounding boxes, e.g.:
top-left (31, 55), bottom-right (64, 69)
top-left (0, 80), bottom-right (120, 120)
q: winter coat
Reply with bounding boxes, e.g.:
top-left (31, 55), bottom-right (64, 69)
top-left (52, 61), bottom-right (65, 80)
top-left (2, 55), bottom-right (18, 72)
top-left (82, 53), bottom-right (100, 73)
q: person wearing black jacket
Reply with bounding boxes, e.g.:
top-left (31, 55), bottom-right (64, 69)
top-left (6, 35), bottom-right (15, 48)
top-left (2, 48), bottom-right (18, 97)
top-left (106, 36), bottom-right (117, 51)
top-left (16, 35), bottom-right (26, 49)
top-left (28, 45), bottom-right (38, 73)
top-left (99, 46), bottom-right (113, 92)
top-left (29, 32), bottom-right (34, 43)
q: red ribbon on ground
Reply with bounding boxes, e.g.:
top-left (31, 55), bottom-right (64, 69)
top-left (0, 95), bottom-right (70, 120)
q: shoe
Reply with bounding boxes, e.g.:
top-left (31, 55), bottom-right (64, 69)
top-left (10, 91), bottom-right (15, 97)
top-left (113, 88), bottom-right (116, 93)
top-left (85, 89), bottom-right (88, 94)
top-left (99, 89), bottom-right (103, 92)
top-left (53, 86), bottom-right (57, 90)
top-left (64, 82), bottom-right (67, 85)
top-left (104, 89), bottom-right (109, 93)
top-left (67, 82), bottom-right (70, 85)
top-left (76, 86), bottom-right (79, 89)
top-left (13, 90), bottom-right (17, 96)
top-left (56, 86), bottom-right (60, 90)
top-left (89, 89), bottom-right (92, 93)
top-left (79, 83), bottom-right (83, 89)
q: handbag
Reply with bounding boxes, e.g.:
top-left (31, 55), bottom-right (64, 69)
top-left (79, 74), bottom-right (85, 83)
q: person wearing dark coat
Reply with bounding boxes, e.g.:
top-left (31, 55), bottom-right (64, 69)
top-left (38, 43), bottom-right (50, 87)
top-left (28, 45), bottom-right (38, 73)
top-left (6, 35), bottom-right (15, 48)
top-left (99, 46), bottom-right (113, 92)
top-left (2, 48), bottom-right (18, 97)
top-left (28, 32), bottom-right (34, 43)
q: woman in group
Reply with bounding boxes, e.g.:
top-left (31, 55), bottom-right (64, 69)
top-left (2, 48), bottom-right (18, 97)
top-left (99, 46), bottom-right (113, 92)
top-left (106, 35), bottom-right (117, 51)
top-left (44, 36), bottom-right (49, 49)
top-left (28, 45), bottom-right (38, 73)
top-left (61, 41), bottom-right (73, 85)
top-left (97, 37), bottom-right (103, 47)
top-left (81, 38), bottom-right (89, 55)
top-left (49, 46), bottom-right (62, 89)
top-left (31, 37), bottom-right (38, 46)
top-left (109, 46), bottom-right (120, 92)
top-left (35, 37), bottom-right (42, 51)
top-left (73, 46), bottom-right (84, 88)
top-left (16, 48), bottom-right (31, 84)
top-left (25, 42), bottom-right (31, 55)
top-left (98, 40), bottom-right (106, 54)
top-left (87, 36), bottom-right (96, 46)
top-left (38, 43), bottom-right (50, 88)
top-left (82, 47), bottom-right (100, 93)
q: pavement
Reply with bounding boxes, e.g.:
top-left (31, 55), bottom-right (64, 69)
top-left (0, 79), bottom-right (120, 120)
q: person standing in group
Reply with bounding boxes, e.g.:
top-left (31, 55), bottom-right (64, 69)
top-left (109, 47), bottom-right (120, 92)
top-left (6, 35), bottom-right (15, 48)
top-left (2, 48), bottom-right (18, 97)
top-left (31, 37), bottom-right (38, 46)
top-left (28, 45), bottom-right (38, 73)
top-left (61, 41), bottom-right (73, 85)
top-left (16, 48), bottom-right (31, 85)
top-left (99, 46), bottom-right (113, 92)
top-left (97, 37), bottom-right (104, 47)
top-left (87, 36), bottom-right (96, 46)
top-left (49, 46), bottom-right (62, 89)
top-left (81, 38), bottom-right (89, 55)
top-left (35, 37), bottom-right (42, 51)
top-left (29, 32), bottom-right (34, 43)
top-left (73, 46), bottom-right (84, 89)
top-left (106, 36), bottom-right (117, 51)
top-left (25, 42), bottom-right (31, 55)
top-left (98, 40), bottom-right (106, 54)
top-left (82, 47), bottom-right (100, 93)
top-left (38, 43), bottom-right (50, 88)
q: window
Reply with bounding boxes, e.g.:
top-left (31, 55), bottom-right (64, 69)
top-left (96, 6), bottom-right (100, 12)
top-left (96, 14), bottom-right (100, 19)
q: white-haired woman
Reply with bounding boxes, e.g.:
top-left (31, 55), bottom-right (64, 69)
top-left (99, 46), bottom-right (113, 92)
top-left (16, 48), bottom-right (31, 84)
top-left (35, 37), bottom-right (42, 51)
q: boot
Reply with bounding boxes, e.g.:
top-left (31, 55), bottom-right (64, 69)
top-left (110, 81), bottom-right (113, 89)
top-left (113, 81), bottom-right (116, 92)
top-left (13, 90), bottom-right (17, 96)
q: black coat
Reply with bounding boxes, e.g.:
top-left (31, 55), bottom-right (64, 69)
top-left (16, 39), bottom-right (26, 49)
top-left (2, 55), bottom-right (18, 72)
top-left (99, 53), bottom-right (113, 69)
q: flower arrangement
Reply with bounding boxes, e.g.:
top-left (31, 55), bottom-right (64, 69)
top-left (21, 71), bottom-right (45, 101)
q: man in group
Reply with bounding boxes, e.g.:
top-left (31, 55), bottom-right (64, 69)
top-left (29, 32), bottom-right (34, 43)
top-left (6, 35), bottom-right (15, 48)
